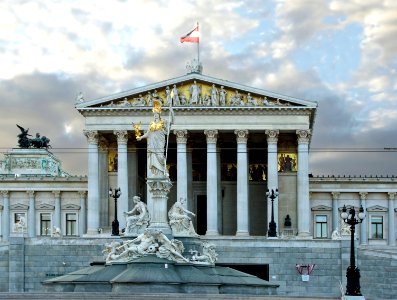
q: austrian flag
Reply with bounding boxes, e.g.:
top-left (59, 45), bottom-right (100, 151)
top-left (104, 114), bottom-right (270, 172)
top-left (180, 25), bottom-right (199, 43)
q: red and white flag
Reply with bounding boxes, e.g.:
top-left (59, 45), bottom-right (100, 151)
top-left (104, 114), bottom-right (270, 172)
top-left (180, 25), bottom-right (199, 43)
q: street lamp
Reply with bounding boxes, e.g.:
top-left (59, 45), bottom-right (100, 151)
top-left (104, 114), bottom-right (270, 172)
top-left (341, 204), bottom-right (365, 296)
top-left (267, 188), bottom-right (279, 237)
top-left (109, 188), bottom-right (121, 236)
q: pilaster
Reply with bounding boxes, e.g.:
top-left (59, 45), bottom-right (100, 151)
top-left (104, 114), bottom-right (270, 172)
top-left (52, 191), bottom-right (61, 231)
top-left (27, 190), bottom-right (35, 238)
top-left (331, 192), bottom-right (340, 232)
top-left (1, 191), bottom-right (10, 241)
top-left (388, 192), bottom-right (396, 246)
top-left (359, 192), bottom-right (368, 245)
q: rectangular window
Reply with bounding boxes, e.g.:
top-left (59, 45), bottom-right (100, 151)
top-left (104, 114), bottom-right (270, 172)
top-left (315, 215), bottom-right (327, 238)
top-left (13, 212), bottom-right (26, 232)
top-left (66, 213), bottom-right (77, 236)
top-left (40, 213), bottom-right (51, 236)
top-left (371, 216), bottom-right (383, 239)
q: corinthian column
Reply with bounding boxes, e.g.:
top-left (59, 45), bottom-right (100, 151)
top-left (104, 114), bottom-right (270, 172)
top-left (205, 129), bottom-right (218, 235)
top-left (235, 129), bottom-right (249, 236)
top-left (265, 130), bottom-right (279, 233)
top-left (27, 190), bottom-right (35, 237)
top-left (1, 191), bottom-right (10, 241)
top-left (296, 129), bottom-right (311, 238)
top-left (174, 129), bottom-right (188, 207)
top-left (388, 192), bottom-right (396, 246)
top-left (359, 192), bottom-right (368, 245)
top-left (83, 130), bottom-right (99, 235)
top-left (114, 130), bottom-right (129, 230)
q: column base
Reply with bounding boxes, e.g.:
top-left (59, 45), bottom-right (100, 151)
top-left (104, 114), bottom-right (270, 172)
top-left (85, 228), bottom-right (101, 236)
top-left (236, 231), bottom-right (249, 237)
top-left (205, 230), bottom-right (219, 236)
top-left (296, 231), bottom-right (312, 239)
top-left (343, 296), bottom-right (365, 300)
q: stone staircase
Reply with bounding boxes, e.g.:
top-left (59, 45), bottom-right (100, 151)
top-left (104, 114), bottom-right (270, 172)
top-left (0, 293), bottom-right (340, 300)
top-left (359, 246), bottom-right (397, 300)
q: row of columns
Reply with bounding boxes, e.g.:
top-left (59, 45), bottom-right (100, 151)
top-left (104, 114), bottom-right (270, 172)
top-left (331, 191), bottom-right (396, 246)
top-left (0, 190), bottom-right (86, 240)
top-left (84, 128), bottom-right (312, 236)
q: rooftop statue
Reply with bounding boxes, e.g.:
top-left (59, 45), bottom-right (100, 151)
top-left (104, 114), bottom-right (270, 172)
top-left (16, 124), bottom-right (51, 149)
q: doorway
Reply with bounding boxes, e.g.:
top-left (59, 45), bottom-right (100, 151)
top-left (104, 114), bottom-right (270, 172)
top-left (196, 195), bottom-right (207, 235)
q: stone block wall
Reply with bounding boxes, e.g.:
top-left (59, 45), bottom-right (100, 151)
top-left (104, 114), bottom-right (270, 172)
top-left (210, 238), bottom-right (343, 298)
top-left (0, 237), bottom-right (395, 298)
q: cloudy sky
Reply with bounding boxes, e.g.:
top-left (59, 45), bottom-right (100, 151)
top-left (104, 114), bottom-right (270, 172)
top-left (0, 0), bottom-right (396, 176)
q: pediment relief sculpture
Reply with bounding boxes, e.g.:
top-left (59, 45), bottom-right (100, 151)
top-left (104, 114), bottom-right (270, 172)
top-left (97, 81), bottom-right (298, 109)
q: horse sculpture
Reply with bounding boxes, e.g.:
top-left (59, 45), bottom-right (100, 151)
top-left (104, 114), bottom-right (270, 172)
top-left (16, 125), bottom-right (51, 149)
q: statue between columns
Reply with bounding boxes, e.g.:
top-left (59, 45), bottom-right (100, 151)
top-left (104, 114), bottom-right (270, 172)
top-left (135, 99), bottom-right (173, 178)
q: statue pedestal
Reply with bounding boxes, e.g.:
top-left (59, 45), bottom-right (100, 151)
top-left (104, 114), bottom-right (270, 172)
top-left (147, 177), bottom-right (172, 236)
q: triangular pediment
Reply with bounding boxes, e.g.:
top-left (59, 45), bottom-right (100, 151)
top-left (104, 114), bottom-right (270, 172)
top-left (36, 203), bottom-right (55, 210)
top-left (311, 205), bottom-right (332, 211)
top-left (367, 205), bottom-right (387, 212)
top-left (61, 203), bottom-right (80, 210)
top-left (76, 73), bottom-right (317, 110)
top-left (10, 203), bottom-right (29, 210)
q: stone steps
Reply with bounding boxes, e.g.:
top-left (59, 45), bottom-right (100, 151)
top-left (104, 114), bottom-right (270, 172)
top-left (0, 293), bottom-right (340, 300)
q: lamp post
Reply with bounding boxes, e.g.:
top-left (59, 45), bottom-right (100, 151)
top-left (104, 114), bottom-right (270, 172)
top-left (109, 188), bottom-right (121, 236)
top-left (267, 189), bottom-right (279, 237)
top-left (341, 204), bottom-right (365, 296)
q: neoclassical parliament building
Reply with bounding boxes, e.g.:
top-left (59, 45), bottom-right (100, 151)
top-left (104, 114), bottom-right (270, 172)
top-left (0, 64), bottom-right (396, 298)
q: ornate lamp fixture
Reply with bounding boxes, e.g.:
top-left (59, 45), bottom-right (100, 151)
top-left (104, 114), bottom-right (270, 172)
top-left (109, 188), bottom-right (121, 236)
top-left (341, 205), bottom-right (365, 296)
top-left (267, 189), bottom-right (279, 237)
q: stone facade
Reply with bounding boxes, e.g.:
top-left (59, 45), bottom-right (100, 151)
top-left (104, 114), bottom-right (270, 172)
top-left (0, 70), bottom-right (396, 298)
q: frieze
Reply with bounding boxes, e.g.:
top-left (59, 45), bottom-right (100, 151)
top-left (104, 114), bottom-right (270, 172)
top-left (94, 81), bottom-right (300, 109)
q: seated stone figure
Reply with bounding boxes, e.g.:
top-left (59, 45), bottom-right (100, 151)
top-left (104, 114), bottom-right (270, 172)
top-left (123, 196), bottom-right (150, 236)
top-left (168, 197), bottom-right (198, 237)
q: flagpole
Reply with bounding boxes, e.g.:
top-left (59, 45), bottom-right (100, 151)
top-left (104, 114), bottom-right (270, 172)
top-left (197, 21), bottom-right (200, 64)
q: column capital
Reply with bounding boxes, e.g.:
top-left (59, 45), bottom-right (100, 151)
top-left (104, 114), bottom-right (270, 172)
top-left (265, 130), bottom-right (279, 144)
top-left (174, 129), bottom-right (188, 144)
top-left (359, 191), bottom-right (368, 200)
top-left (78, 191), bottom-right (87, 198)
top-left (296, 130), bottom-right (311, 144)
top-left (26, 190), bottom-right (35, 198)
top-left (388, 192), bottom-right (396, 200)
top-left (204, 129), bottom-right (218, 144)
top-left (52, 191), bottom-right (61, 198)
top-left (84, 130), bottom-right (99, 144)
top-left (235, 129), bottom-right (249, 143)
top-left (114, 130), bottom-right (128, 144)
top-left (0, 190), bottom-right (9, 198)
top-left (331, 192), bottom-right (340, 200)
